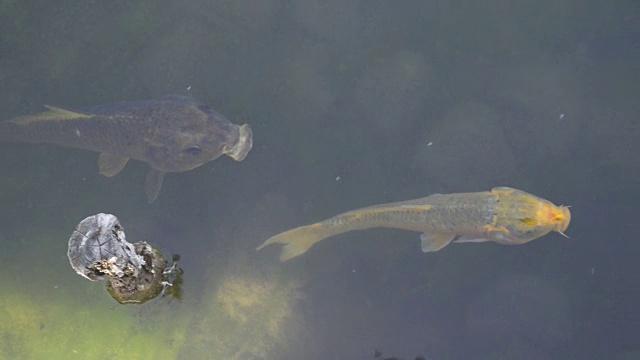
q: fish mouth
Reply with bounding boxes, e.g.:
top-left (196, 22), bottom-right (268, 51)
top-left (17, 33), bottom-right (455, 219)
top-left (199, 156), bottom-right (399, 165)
top-left (556, 206), bottom-right (571, 233)
top-left (225, 124), bottom-right (253, 161)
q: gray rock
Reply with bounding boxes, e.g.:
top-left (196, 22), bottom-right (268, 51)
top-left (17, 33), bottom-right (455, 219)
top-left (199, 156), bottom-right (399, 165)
top-left (68, 213), bottom-right (179, 304)
top-left (68, 213), bottom-right (143, 281)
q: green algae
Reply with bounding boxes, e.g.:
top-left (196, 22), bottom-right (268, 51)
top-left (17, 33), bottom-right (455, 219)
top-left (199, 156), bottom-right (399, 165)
top-left (0, 219), bottom-right (190, 360)
top-left (0, 207), bottom-right (308, 360)
top-left (179, 269), bottom-right (308, 360)
top-left (0, 270), bottom-right (190, 360)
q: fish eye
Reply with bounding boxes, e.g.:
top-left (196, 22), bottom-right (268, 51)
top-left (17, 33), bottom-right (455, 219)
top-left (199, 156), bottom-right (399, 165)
top-left (184, 146), bottom-right (202, 156)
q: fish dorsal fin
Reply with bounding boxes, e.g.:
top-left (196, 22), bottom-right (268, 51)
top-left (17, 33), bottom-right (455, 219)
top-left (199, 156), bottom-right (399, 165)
top-left (491, 187), bottom-right (516, 195)
top-left (98, 153), bottom-right (130, 177)
top-left (145, 168), bottom-right (166, 203)
top-left (420, 233), bottom-right (455, 252)
top-left (11, 106), bottom-right (93, 125)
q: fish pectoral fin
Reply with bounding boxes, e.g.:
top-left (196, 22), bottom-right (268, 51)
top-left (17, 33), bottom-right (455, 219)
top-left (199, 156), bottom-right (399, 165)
top-left (145, 168), bottom-right (166, 203)
top-left (487, 230), bottom-right (526, 245)
top-left (454, 236), bottom-right (491, 243)
top-left (420, 233), bottom-right (455, 252)
top-left (99, 153), bottom-right (130, 177)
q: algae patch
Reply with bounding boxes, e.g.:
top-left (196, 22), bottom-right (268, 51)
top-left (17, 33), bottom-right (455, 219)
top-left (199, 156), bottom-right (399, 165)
top-left (180, 273), bottom-right (307, 360)
top-left (0, 275), bottom-right (189, 360)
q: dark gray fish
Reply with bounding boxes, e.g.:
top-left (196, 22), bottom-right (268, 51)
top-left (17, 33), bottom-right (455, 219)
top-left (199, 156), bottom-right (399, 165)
top-left (0, 95), bottom-right (253, 202)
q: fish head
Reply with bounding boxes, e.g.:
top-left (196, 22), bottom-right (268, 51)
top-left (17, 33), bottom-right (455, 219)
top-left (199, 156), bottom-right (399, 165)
top-left (491, 187), bottom-right (571, 243)
top-left (144, 97), bottom-right (253, 172)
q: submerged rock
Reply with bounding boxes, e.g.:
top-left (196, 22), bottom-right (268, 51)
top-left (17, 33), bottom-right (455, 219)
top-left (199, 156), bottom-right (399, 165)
top-left (68, 213), bottom-right (181, 304)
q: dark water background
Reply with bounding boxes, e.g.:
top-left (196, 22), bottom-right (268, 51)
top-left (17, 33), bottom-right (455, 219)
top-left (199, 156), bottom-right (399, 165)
top-left (0, 1), bottom-right (638, 359)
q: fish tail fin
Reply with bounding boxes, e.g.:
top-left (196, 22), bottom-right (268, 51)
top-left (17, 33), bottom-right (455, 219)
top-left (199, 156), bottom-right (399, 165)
top-left (1, 106), bottom-right (93, 143)
top-left (257, 223), bottom-right (330, 262)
